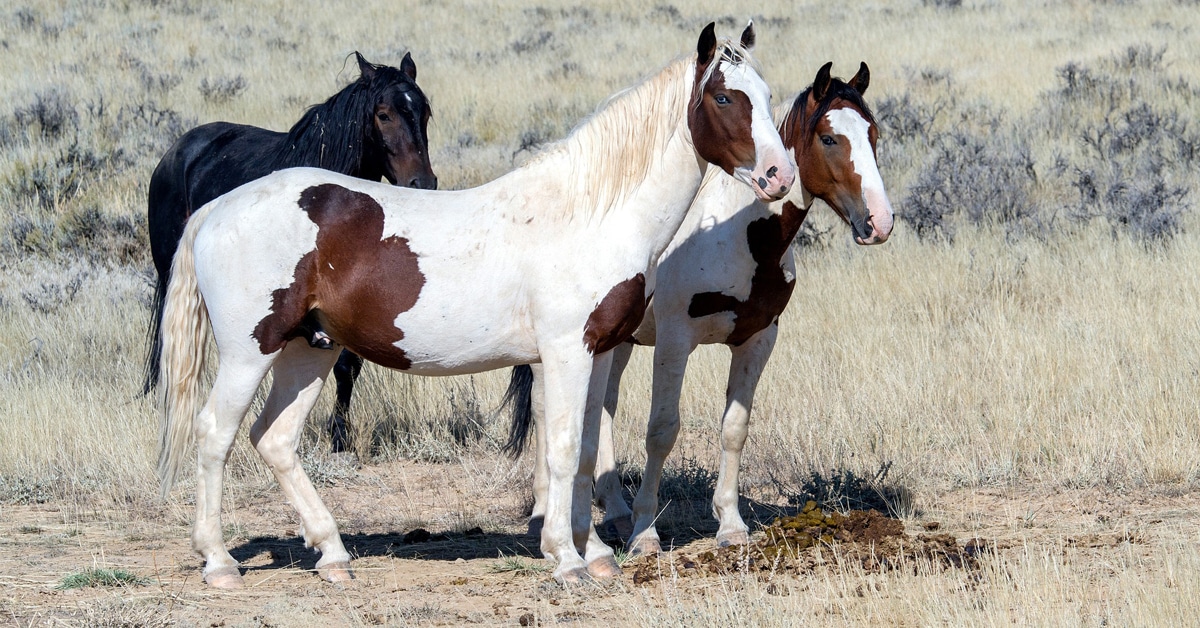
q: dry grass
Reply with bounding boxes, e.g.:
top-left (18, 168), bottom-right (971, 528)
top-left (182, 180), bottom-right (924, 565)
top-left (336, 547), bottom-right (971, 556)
top-left (2, 0), bottom-right (1200, 624)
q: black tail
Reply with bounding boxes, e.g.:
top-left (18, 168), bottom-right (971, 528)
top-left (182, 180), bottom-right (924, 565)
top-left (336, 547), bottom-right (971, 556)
top-left (499, 364), bottom-right (535, 457)
top-left (140, 276), bottom-right (168, 396)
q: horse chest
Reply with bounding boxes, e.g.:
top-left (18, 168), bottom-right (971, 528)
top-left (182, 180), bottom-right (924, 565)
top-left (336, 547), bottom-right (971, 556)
top-left (683, 206), bottom-right (803, 346)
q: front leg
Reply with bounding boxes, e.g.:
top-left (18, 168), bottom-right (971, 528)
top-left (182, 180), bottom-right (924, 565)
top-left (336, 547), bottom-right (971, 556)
top-left (537, 346), bottom-right (609, 583)
top-left (594, 342), bottom-right (634, 539)
top-left (581, 350), bottom-right (621, 578)
top-left (713, 323), bottom-right (778, 546)
top-left (627, 335), bottom-right (696, 555)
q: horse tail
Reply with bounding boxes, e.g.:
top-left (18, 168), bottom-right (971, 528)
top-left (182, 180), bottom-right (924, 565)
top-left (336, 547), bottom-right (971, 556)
top-left (499, 364), bottom-right (535, 457)
top-left (156, 201), bottom-right (217, 498)
top-left (140, 277), bottom-right (167, 396)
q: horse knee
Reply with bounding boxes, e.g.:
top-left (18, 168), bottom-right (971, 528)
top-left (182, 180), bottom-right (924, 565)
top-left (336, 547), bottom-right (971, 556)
top-left (645, 417), bottom-right (680, 456)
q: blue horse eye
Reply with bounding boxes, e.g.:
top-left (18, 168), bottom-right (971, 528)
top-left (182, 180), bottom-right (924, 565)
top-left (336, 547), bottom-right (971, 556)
top-left (715, 94), bottom-right (731, 105)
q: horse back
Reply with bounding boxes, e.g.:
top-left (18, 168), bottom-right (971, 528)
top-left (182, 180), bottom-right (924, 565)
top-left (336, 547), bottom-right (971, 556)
top-left (147, 122), bottom-right (288, 276)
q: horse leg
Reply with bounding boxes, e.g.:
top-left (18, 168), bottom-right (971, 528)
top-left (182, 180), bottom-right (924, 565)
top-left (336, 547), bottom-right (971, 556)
top-left (327, 350), bottom-right (363, 453)
top-left (713, 324), bottom-right (778, 547)
top-left (581, 351), bottom-right (620, 579)
top-left (249, 343), bottom-right (349, 581)
top-left (528, 364), bottom-right (548, 537)
top-left (537, 346), bottom-right (602, 584)
top-left (627, 336), bottom-right (695, 555)
top-left (192, 353), bottom-right (275, 589)
top-left (595, 342), bottom-right (634, 540)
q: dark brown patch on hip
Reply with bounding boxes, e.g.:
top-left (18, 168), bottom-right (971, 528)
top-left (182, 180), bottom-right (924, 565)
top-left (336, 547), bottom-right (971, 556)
top-left (584, 273), bottom-right (648, 355)
top-left (251, 183), bottom-right (424, 369)
top-left (687, 201), bottom-right (808, 346)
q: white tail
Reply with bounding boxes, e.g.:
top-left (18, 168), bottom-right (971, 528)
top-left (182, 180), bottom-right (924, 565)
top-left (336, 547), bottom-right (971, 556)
top-left (156, 201), bottom-right (218, 498)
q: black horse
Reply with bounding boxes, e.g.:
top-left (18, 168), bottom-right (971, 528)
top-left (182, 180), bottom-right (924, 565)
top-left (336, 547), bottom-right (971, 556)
top-left (144, 52), bottom-right (437, 452)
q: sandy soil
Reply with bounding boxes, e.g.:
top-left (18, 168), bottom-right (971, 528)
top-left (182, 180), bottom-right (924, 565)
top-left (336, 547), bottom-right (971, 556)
top-left (2, 458), bottom-right (1197, 626)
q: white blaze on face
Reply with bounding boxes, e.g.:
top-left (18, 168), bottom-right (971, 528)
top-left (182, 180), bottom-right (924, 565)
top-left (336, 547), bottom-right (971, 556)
top-left (826, 108), bottom-right (894, 240)
top-left (719, 59), bottom-right (794, 201)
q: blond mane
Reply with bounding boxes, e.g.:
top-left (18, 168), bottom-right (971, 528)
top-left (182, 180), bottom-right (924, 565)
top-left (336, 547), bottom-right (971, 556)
top-left (524, 38), bottom-right (755, 221)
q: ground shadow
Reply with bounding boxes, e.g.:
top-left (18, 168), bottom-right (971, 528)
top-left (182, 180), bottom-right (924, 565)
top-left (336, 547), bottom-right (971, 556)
top-left (607, 458), bottom-right (919, 551)
top-left (227, 461), bottom-right (917, 572)
top-left (229, 526), bottom-right (544, 573)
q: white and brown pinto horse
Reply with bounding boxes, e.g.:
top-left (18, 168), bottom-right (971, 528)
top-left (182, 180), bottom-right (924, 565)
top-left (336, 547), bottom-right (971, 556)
top-left (519, 62), bottom-right (893, 554)
top-left (156, 22), bottom-right (793, 587)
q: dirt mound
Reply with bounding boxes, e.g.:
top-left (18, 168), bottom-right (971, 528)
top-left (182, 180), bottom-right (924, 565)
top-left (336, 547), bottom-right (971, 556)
top-left (631, 501), bottom-right (984, 584)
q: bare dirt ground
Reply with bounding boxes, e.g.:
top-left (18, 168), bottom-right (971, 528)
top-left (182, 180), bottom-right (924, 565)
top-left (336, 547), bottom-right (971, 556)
top-left (3, 458), bottom-right (1198, 627)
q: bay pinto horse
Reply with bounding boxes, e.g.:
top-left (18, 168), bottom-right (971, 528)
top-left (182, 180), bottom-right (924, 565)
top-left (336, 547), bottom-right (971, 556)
top-left (144, 52), bottom-right (436, 452)
top-left (156, 22), bottom-right (794, 587)
top-left (513, 62), bottom-right (893, 554)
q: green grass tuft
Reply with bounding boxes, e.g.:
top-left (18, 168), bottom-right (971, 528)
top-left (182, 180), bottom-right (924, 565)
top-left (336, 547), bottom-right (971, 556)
top-left (488, 554), bottom-right (551, 575)
top-left (56, 567), bottom-right (148, 590)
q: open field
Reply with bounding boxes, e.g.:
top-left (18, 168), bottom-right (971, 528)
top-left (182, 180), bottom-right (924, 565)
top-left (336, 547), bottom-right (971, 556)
top-left (2, 0), bottom-right (1200, 625)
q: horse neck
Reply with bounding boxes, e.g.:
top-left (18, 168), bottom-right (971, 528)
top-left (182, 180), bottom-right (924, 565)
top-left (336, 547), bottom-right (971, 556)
top-left (280, 85), bottom-right (369, 176)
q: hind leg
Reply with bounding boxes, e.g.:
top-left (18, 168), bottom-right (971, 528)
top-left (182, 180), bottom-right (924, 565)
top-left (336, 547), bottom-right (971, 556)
top-left (713, 324), bottom-right (777, 547)
top-left (327, 350), bottom-right (363, 453)
top-left (249, 343), bottom-right (348, 581)
top-left (192, 352), bottom-right (276, 589)
top-left (528, 364), bottom-right (548, 537)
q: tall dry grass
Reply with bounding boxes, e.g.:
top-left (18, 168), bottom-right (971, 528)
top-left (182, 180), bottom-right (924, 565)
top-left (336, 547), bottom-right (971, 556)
top-left (2, 0), bottom-right (1200, 621)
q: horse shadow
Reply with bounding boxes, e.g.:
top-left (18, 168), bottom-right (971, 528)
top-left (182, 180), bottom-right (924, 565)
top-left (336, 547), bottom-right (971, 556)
top-left (602, 459), bottom-right (919, 551)
top-left (227, 462), bottom-right (917, 571)
top-left (229, 526), bottom-right (545, 573)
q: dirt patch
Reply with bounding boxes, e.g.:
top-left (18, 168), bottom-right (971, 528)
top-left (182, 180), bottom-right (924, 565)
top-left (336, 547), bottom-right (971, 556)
top-left (631, 500), bottom-right (984, 583)
top-left (2, 462), bottom-right (1199, 625)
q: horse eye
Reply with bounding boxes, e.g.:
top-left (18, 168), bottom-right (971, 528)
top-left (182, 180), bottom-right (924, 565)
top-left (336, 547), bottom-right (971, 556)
top-left (821, 135), bottom-right (835, 146)
top-left (376, 112), bottom-right (391, 122)
top-left (714, 93), bottom-right (731, 106)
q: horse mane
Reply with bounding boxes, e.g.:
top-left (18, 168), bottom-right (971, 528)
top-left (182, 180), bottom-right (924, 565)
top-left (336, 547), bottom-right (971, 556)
top-left (778, 78), bottom-right (876, 150)
top-left (528, 38), bottom-right (755, 221)
top-left (278, 60), bottom-right (420, 173)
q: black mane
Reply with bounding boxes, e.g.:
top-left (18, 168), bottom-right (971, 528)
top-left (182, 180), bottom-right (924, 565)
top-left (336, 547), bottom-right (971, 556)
top-left (781, 78), bottom-right (876, 145)
top-left (279, 61), bottom-right (422, 173)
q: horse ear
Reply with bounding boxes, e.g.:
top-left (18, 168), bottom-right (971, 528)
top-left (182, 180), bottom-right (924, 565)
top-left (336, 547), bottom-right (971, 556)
top-left (400, 52), bottom-right (417, 81)
top-left (812, 62), bottom-right (833, 101)
top-left (740, 20), bottom-right (755, 52)
top-left (697, 22), bottom-right (717, 66)
top-left (849, 62), bottom-right (870, 95)
top-left (356, 52), bottom-right (376, 81)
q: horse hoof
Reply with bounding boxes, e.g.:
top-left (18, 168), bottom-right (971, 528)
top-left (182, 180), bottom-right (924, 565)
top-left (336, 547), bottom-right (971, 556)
top-left (627, 538), bottom-right (662, 556)
top-left (204, 566), bottom-right (244, 589)
top-left (318, 561), bottom-right (354, 583)
top-left (554, 566), bottom-right (592, 585)
top-left (527, 516), bottom-right (545, 538)
top-left (603, 516), bottom-right (634, 542)
top-left (586, 555), bottom-right (622, 579)
top-left (716, 530), bottom-right (750, 547)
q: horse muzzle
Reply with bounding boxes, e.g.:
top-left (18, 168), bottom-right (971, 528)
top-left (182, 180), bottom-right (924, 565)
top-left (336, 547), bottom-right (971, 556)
top-left (749, 160), bottom-right (795, 202)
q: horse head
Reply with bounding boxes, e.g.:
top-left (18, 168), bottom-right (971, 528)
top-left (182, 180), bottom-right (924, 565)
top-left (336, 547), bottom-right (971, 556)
top-left (786, 62), bottom-right (893, 245)
top-left (688, 22), bottom-right (794, 202)
top-left (357, 52), bottom-right (438, 190)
